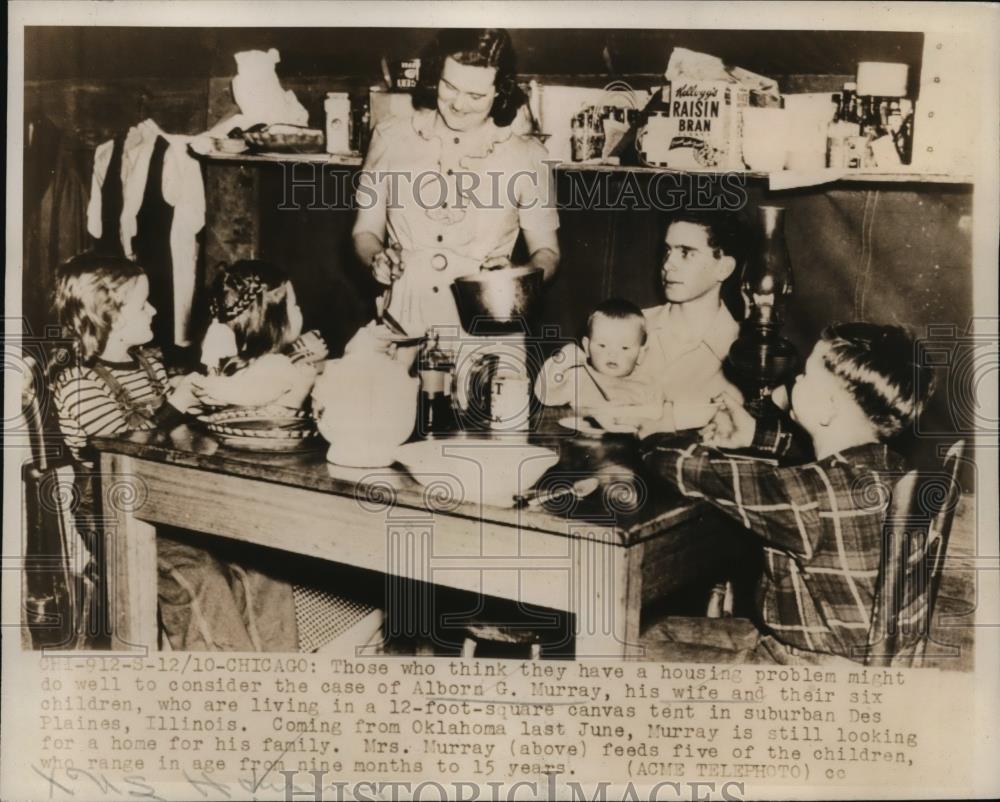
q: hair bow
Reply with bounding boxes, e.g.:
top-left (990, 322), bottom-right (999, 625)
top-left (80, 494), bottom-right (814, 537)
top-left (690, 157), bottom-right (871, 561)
top-left (209, 272), bottom-right (264, 323)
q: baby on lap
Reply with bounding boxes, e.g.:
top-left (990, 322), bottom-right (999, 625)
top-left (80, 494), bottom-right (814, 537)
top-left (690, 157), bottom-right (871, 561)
top-left (534, 298), bottom-right (662, 413)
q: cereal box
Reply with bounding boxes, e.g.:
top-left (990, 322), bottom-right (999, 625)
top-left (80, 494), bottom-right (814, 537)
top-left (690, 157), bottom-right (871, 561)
top-left (659, 80), bottom-right (748, 170)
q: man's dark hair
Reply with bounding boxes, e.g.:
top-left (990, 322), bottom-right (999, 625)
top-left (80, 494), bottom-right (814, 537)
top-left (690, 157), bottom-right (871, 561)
top-left (667, 209), bottom-right (747, 265)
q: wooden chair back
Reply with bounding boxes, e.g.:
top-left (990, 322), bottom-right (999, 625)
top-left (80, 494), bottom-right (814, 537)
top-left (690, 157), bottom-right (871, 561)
top-left (865, 440), bottom-right (965, 666)
top-left (19, 349), bottom-right (91, 648)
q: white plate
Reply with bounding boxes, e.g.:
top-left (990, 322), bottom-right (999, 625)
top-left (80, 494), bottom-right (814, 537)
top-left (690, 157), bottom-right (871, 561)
top-left (396, 439), bottom-right (559, 507)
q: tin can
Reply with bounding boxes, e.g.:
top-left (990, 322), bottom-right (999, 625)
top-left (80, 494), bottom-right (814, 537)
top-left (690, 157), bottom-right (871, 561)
top-left (490, 374), bottom-right (531, 431)
top-left (324, 92), bottom-right (352, 155)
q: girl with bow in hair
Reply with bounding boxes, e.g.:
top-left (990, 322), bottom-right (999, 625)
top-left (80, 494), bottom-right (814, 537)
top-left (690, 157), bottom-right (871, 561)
top-left (193, 260), bottom-right (328, 408)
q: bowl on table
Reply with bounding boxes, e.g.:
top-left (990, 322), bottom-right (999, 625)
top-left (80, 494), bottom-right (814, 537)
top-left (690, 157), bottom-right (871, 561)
top-left (197, 406), bottom-right (319, 452)
top-left (395, 438), bottom-right (559, 508)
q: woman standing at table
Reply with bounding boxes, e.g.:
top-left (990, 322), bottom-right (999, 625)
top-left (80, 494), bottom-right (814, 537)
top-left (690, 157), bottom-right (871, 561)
top-left (351, 28), bottom-right (560, 343)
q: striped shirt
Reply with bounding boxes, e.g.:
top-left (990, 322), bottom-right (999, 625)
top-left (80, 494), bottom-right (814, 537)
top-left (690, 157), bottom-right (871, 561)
top-left (641, 428), bottom-right (904, 660)
top-left (53, 348), bottom-right (170, 462)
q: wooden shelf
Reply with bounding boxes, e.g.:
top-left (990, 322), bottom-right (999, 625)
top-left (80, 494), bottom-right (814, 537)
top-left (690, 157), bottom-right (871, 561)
top-left (555, 162), bottom-right (974, 185)
top-left (193, 148), bottom-right (363, 166)
top-left (193, 148), bottom-right (972, 186)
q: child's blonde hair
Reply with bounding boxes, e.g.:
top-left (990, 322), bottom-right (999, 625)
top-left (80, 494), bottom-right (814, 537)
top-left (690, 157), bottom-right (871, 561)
top-left (54, 253), bottom-right (145, 364)
top-left (209, 260), bottom-right (297, 361)
top-left (586, 298), bottom-right (647, 345)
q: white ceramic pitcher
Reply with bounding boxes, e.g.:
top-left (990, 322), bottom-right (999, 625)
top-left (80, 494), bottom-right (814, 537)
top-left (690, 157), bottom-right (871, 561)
top-left (312, 351), bottom-right (418, 467)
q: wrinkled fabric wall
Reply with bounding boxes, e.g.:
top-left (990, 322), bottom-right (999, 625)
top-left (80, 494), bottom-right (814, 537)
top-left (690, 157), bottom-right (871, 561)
top-left (762, 185), bottom-right (974, 472)
top-left (775, 186), bottom-right (972, 348)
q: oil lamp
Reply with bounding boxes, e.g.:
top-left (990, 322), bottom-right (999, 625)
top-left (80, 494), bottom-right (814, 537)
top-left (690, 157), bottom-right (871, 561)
top-left (727, 205), bottom-right (799, 410)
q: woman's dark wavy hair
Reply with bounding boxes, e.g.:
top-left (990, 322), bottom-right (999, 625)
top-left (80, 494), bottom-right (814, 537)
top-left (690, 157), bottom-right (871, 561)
top-left (210, 260), bottom-right (296, 362)
top-left (412, 28), bottom-right (527, 127)
top-left (665, 210), bottom-right (748, 321)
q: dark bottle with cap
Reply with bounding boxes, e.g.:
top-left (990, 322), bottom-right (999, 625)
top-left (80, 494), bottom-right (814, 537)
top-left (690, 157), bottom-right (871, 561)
top-left (417, 341), bottom-right (457, 435)
top-left (841, 81), bottom-right (859, 124)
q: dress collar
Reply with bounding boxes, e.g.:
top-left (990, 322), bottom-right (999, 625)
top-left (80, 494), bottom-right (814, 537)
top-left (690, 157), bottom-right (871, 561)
top-left (410, 107), bottom-right (513, 161)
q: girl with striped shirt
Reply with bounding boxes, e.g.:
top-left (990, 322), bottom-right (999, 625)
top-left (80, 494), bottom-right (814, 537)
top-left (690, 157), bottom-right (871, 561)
top-left (52, 255), bottom-right (199, 463)
top-left (52, 253), bottom-right (297, 651)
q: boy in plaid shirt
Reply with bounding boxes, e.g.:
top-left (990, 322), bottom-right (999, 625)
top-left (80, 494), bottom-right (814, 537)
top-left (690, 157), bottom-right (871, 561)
top-left (640, 323), bottom-right (936, 664)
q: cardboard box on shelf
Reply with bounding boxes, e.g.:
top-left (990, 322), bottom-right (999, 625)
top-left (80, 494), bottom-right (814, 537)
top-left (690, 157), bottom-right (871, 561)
top-left (642, 80), bottom-right (748, 170)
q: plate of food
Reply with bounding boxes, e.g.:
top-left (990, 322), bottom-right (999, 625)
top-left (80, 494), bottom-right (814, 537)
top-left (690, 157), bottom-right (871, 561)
top-left (197, 406), bottom-right (321, 452)
top-left (243, 124), bottom-right (325, 154)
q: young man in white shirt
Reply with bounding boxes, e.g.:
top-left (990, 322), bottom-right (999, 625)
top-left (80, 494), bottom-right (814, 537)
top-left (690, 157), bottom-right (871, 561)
top-left (607, 210), bottom-right (747, 434)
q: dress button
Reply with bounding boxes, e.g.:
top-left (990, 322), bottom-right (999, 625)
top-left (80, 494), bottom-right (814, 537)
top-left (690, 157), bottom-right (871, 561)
top-left (453, 137), bottom-right (460, 144)
top-left (431, 253), bottom-right (448, 271)
top-left (432, 286), bottom-right (439, 293)
top-left (436, 234), bottom-right (443, 242)
top-left (447, 168), bottom-right (454, 176)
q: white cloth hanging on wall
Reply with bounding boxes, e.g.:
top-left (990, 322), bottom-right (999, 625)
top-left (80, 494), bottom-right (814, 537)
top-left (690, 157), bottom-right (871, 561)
top-left (86, 119), bottom-right (205, 346)
top-left (86, 141), bottom-right (114, 241)
top-left (161, 136), bottom-right (205, 347)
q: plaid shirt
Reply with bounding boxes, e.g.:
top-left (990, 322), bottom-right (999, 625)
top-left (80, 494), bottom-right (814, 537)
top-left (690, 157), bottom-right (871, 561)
top-left (641, 420), bottom-right (905, 659)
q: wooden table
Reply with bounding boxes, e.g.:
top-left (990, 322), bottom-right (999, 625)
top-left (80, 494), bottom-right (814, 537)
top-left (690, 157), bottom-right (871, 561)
top-left (94, 415), bottom-right (726, 659)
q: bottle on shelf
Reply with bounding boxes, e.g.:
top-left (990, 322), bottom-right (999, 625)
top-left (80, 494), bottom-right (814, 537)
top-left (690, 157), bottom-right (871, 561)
top-left (859, 95), bottom-right (904, 168)
top-left (894, 101), bottom-right (915, 164)
top-left (827, 83), bottom-right (863, 169)
top-left (324, 92), bottom-right (352, 155)
top-left (842, 81), bottom-right (859, 125)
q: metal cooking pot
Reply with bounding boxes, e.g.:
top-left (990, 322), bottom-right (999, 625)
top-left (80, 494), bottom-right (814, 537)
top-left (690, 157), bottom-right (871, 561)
top-left (451, 266), bottom-right (544, 334)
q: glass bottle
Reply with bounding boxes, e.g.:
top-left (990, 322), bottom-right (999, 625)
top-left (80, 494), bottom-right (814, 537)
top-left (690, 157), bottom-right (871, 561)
top-left (417, 341), bottom-right (457, 435)
top-left (895, 104), bottom-right (914, 165)
top-left (842, 81), bottom-right (858, 125)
